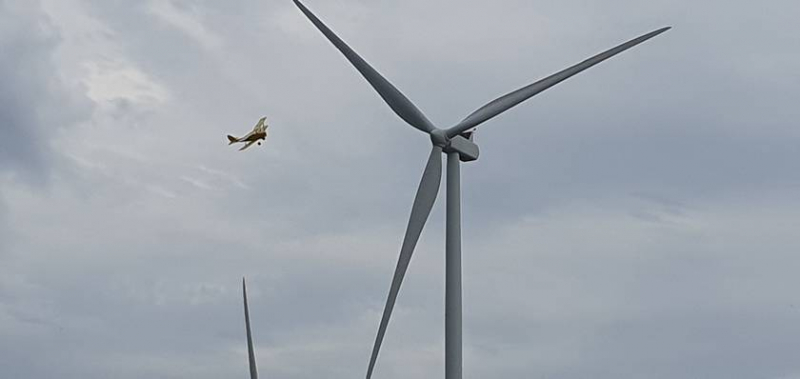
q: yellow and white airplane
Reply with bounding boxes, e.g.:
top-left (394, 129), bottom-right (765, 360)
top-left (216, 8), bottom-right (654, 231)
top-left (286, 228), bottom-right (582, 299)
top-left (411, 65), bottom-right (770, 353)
top-left (227, 117), bottom-right (268, 151)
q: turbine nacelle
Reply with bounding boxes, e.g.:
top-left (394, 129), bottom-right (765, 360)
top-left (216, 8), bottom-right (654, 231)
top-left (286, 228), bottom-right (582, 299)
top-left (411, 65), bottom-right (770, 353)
top-left (430, 128), bottom-right (480, 162)
top-left (443, 134), bottom-right (479, 162)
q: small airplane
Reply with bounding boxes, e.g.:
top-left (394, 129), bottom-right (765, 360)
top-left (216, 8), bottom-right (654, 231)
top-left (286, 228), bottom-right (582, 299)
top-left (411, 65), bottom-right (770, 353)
top-left (228, 117), bottom-right (269, 151)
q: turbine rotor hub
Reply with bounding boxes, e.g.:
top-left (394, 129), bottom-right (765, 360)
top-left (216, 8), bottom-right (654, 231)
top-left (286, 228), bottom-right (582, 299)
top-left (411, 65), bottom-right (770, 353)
top-left (429, 128), bottom-right (449, 147)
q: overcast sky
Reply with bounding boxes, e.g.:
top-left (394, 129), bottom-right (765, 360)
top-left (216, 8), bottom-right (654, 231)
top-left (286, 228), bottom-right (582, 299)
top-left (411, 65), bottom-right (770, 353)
top-left (1, 0), bottom-right (800, 378)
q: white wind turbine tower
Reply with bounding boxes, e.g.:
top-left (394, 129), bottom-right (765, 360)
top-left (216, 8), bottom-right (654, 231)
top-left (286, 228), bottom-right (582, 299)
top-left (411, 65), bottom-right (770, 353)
top-left (242, 278), bottom-right (259, 379)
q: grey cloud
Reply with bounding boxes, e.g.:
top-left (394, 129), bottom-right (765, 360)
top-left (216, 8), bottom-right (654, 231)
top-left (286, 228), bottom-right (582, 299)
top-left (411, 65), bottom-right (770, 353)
top-left (2, 0), bottom-right (800, 378)
top-left (0, 1), bottom-right (91, 181)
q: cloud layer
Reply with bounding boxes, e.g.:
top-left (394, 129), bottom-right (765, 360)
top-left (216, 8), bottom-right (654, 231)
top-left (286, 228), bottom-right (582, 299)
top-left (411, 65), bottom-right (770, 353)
top-left (1, 0), bottom-right (800, 378)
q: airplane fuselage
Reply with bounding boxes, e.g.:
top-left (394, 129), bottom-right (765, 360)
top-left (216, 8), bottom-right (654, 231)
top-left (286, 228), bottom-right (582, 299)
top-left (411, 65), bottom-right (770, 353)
top-left (243, 132), bottom-right (267, 142)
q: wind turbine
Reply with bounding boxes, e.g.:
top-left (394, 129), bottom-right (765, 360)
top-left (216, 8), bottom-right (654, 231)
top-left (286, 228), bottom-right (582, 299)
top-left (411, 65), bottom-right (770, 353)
top-left (242, 277), bottom-right (259, 379)
top-left (292, 1), bottom-right (669, 378)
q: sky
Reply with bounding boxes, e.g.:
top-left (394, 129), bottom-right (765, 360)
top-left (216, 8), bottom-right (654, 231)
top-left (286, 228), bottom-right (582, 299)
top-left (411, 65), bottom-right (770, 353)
top-left (1, 0), bottom-right (800, 378)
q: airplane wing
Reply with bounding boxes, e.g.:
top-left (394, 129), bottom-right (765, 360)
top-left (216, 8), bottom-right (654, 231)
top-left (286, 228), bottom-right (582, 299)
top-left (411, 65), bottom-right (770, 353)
top-left (238, 130), bottom-right (255, 140)
top-left (253, 117), bottom-right (267, 133)
top-left (239, 140), bottom-right (258, 151)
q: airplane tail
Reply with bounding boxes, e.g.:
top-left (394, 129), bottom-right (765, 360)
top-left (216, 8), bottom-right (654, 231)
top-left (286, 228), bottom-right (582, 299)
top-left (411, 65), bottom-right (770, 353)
top-left (227, 135), bottom-right (239, 144)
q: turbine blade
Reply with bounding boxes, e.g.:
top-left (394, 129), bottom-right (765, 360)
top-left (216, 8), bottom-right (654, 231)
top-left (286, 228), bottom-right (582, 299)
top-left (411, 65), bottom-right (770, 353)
top-left (447, 26), bottom-right (671, 137)
top-left (366, 145), bottom-right (443, 379)
top-left (293, 0), bottom-right (436, 134)
top-left (243, 277), bottom-right (258, 379)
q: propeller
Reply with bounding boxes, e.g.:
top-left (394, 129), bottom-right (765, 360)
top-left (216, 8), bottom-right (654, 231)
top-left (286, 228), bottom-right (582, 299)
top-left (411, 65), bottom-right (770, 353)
top-left (366, 145), bottom-right (442, 379)
top-left (446, 26), bottom-right (671, 138)
top-left (243, 277), bottom-right (258, 379)
top-left (292, 0), bottom-right (435, 134)
top-left (292, 1), bottom-right (669, 378)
